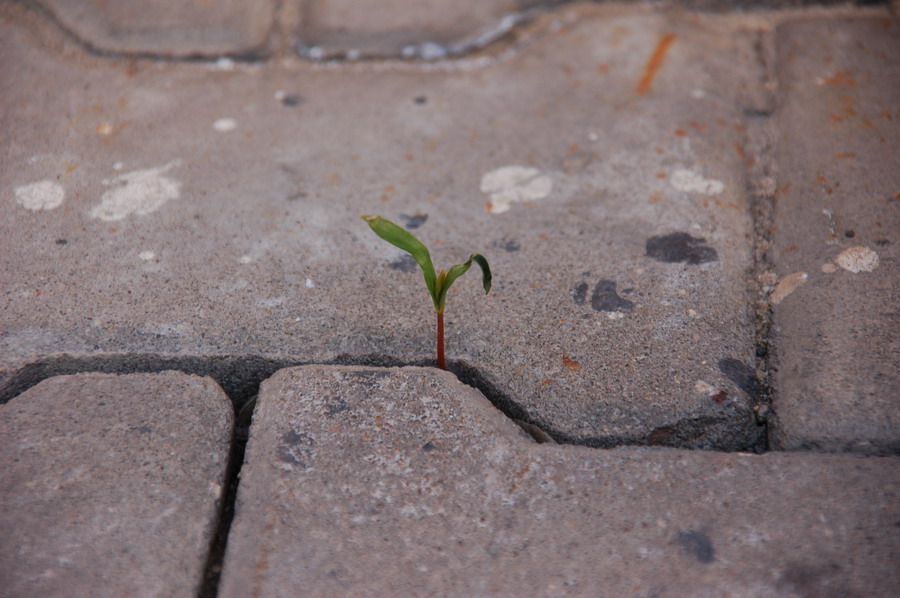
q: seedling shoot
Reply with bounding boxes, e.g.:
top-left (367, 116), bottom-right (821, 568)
top-left (360, 214), bottom-right (491, 370)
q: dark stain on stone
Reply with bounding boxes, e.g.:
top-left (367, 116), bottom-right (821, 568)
top-left (414, 95), bottom-right (427, 104)
top-left (129, 424), bottom-right (152, 434)
top-left (278, 430), bottom-right (315, 467)
top-left (718, 358), bottom-right (761, 399)
top-left (400, 213), bottom-right (428, 230)
top-left (777, 562), bottom-right (857, 598)
top-left (390, 254), bottom-right (417, 272)
top-left (591, 280), bottom-right (634, 312)
top-left (572, 282), bottom-right (588, 306)
top-left (646, 232), bottom-right (718, 264)
top-left (497, 237), bottom-right (520, 252)
top-left (281, 93), bottom-right (303, 107)
top-left (325, 395), bottom-right (349, 416)
top-left (422, 441), bottom-right (437, 451)
top-left (55, 239), bottom-right (68, 245)
top-left (675, 530), bottom-right (715, 563)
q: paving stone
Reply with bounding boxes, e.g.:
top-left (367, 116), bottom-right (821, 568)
top-left (296, 0), bottom-right (555, 59)
top-left (0, 4), bottom-right (781, 450)
top-left (34, 0), bottom-right (277, 57)
top-left (768, 18), bottom-right (900, 454)
top-left (219, 366), bottom-right (900, 597)
top-left (0, 372), bottom-right (233, 598)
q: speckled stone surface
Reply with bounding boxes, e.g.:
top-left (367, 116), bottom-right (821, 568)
top-left (0, 372), bottom-right (233, 598)
top-left (768, 17), bottom-right (900, 454)
top-left (0, 3), bottom-right (776, 450)
top-left (219, 366), bottom-right (900, 598)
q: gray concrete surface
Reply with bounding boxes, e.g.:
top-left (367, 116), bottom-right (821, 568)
top-left (768, 17), bottom-right (899, 454)
top-left (1, 2), bottom-right (777, 450)
top-left (221, 366), bottom-right (900, 598)
top-left (33, 0), bottom-right (277, 57)
top-left (2, 2), bottom-right (899, 596)
top-left (0, 372), bottom-right (233, 598)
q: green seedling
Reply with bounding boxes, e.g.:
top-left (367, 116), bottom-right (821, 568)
top-left (360, 214), bottom-right (491, 370)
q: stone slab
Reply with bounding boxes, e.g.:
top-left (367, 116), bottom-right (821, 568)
top-left (296, 0), bottom-right (555, 59)
top-left (0, 372), bottom-right (233, 598)
top-left (0, 5), bottom-right (780, 450)
top-left (768, 18), bottom-right (900, 454)
top-left (34, 0), bottom-right (276, 58)
top-left (219, 366), bottom-right (900, 597)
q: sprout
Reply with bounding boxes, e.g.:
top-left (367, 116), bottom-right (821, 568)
top-left (361, 214), bottom-right (491, 369)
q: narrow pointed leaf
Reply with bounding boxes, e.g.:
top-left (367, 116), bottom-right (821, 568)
top-left (435, 253), bottom-right (492, 312)
top-left (361, 214), bottom-right (437, 302)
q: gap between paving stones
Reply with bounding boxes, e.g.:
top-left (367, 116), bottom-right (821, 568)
top-left (0, 352), bottom-right (769, 449)
top-left (1, 355), bottom-right (767, 598)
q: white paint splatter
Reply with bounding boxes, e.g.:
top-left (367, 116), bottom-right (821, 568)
top-left (606, 311), bottom-right (625, 320)
top-left (214, 57), bottom-right (235, 71)
top-left (835, 246), bottom-right (879, 273)
top-left (305, 277), bottom-right (315, 288)
top-left (670, 169), bottom-right (725, 195)
top-left (139, 251), bottom-right (156, 261)
top-left (90, 161), bottom-right (181, 221)
top-left (691, 89), bottom-right (706, 99)
top-left (481, 166), bottom-right (553, 214)
top-left (15, 180), bottom-right (65, 211)
top-left (588, 132), bottom-right (599, 142)
top-left (238, 255), bottom-right (252, 264)
top-left (112, 161), bottom-right (124, 171)
top-left (770, 271), bottom-right (807, 304)
top-left (213, 118), bottom-right (237, 132)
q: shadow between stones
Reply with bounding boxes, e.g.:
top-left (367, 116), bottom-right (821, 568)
top-left (1, 352), bottom-right (769, 597)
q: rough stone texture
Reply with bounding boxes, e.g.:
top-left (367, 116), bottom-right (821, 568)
top-left (295, 0), bottom-right (557, 59)
top-left (219, 366), bottom-right (900, 597)
top-left (34, 0), bottom-right (277, 57)
top-left (768, 18), bottom-right (900, 454)
top-left (0, 372), bottom-right (233, 598)
top-left (0, 4), bottom-right (776, 450)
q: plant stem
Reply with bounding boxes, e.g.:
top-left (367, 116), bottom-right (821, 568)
top-left (436, 311), bottom-right (445, 370)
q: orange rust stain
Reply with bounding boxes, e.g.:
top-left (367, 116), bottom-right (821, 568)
top-left (383, 184), bottom-right (395, 193)
top-left (64, 162), bottom-right (78, 175)
top-left (833, 152), bottom-right (857, 159)
top-left (541, 378), bottom-right (555, 386)
top-left (816, 174), bottom-right (828, 184)
top-left (636, 33), bottom-right (677, 95)
top-left (568, 143), bottom-right (580, 154)
top-left (674, 128), bottom-right (687, 137)
top-left (687, 120), bottom-right (706, 131)
top-left (655, 171), bottom-right (666, 179)
top-left (777, 183), bottom-right (792, 195)
top-left (735, 142), bottom-right (747, 161)
top-left (562, 354), bottom-right (581, 371)
top-left (596, 62), bottom-right (610, 74)
top-left (781, 245), bottom-right (798, 255)
top-left (823, 70), bottom-right (856, 87)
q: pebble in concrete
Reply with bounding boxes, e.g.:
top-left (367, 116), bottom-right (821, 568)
top-left (219, 366), bottom-right (900, 597)
top-left (769, 18), bottom-right (900, 454)
top-left (0, 372), bottom-right (234, 598)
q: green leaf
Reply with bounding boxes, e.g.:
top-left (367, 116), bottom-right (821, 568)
top-left (434, 253), bottom-right (492, 313)
top-left (361, 214), bottom-right (437, 304)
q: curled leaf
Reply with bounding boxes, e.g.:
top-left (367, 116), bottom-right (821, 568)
top-left (361, 214), bottom-right (437, 301)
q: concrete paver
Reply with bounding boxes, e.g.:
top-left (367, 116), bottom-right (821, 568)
top-left (33, 0), bottom-right (277, 58)
top-left (1, 4), bottom-right (776, 450)
top-left (296, 0), bottom-right (552, 59)
top-left (220, 366), bottom-right (900, 597)
top-left (768, 17), bottom-right (899, 454)
top-left (0, 372), bottom-right (233, 598)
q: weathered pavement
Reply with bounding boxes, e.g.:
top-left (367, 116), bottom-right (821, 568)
top-left (1, 1), bottom-right (898, 596)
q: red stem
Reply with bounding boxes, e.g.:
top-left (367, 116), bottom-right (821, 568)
top-left (436, 311), bottom-right (445, 370)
